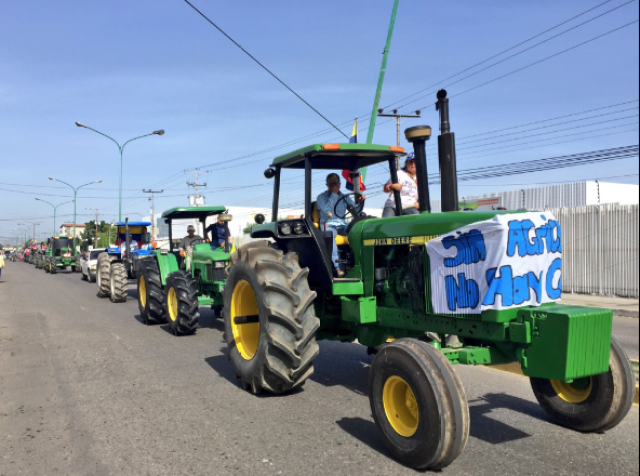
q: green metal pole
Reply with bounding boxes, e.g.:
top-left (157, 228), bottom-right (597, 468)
top-left (363, 0), bottom-right (400, 183)
top-left (73, 189), bottom-right (77, 254)
top-left (119, 147), bottom-right (124, 223)
top-left (366, 0), bottom-right (400, 147)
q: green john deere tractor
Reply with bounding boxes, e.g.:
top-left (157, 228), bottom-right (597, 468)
top-left (222, 93), bottom-right (635, 470)
top-left (43, 236), bottom-right (77, 274)
top-left (136, 206), bottom-right (234, 335)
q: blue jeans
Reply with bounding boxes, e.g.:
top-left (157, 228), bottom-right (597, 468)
top-left (210, 239), bottom-right (224, 250)
top-left (326, 225), bottom-right (347, 272)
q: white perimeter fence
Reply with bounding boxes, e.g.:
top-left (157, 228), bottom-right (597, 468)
top-left (552, 204), bottom-right (639, 298)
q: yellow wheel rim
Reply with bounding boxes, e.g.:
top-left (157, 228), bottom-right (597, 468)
top-left (139, 277), bottom-right (147, 308)
top-left (167, 287), bottom-right (178, 322)
top-left (383, 376), bottom-right (419, 437)
top-left (231, 280), bottom-right (260, 361)
top-left (551, 377), bottom-right (593, 404)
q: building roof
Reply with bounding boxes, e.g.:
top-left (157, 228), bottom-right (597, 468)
top-left (60, 224), bottom-right (86, 227)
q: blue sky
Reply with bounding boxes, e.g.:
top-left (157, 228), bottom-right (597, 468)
top-left (1, 0), bottom-right (638, 240)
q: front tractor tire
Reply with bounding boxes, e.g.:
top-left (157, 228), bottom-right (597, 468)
top-left (530, 338), bottom-right (635, 433)
top-left (223, 243), bottom-right (320, 395)
top-left (137, 261), bottom-right (166, 325)
top-left (109, 262), bottom-right (129, 303)
top-left (96, 253), bottom-right (112, 298)
top-left (369, 339), bottom-right (470, 471)
top-left (164, 272), bottom-right (199, 335)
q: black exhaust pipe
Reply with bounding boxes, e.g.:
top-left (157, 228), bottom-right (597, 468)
top-left (436, 90), bottom-right (459, 212)
top-left (404, 125), bottom-right (432, 213)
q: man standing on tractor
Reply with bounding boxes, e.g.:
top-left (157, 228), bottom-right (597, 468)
top-left (317, 173), bottom-right (363, 278)
top-left (382, 153), bottom-right (421, 217)
top-left (206, 215), bottom-right (231, 250)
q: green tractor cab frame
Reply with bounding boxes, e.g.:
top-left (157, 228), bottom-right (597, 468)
top-left (44, 236), bottom-right (76, 274)
top-left (134, 206), bottom-right (233, 335)
top-left (224, 125), bottom-right (634, 469)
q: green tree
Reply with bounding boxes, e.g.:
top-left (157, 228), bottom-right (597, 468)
top-left (80, 220), bottom-right (111, 251)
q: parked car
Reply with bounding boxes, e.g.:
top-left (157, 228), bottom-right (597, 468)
top-left (80, 249), bottom-right (106, 282)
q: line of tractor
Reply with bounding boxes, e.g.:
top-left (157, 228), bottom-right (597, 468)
top-left (18, 92), bottom-right (635, 471)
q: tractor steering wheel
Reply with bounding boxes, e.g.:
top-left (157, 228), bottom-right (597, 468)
top-left (334, 193), bottom-right (365, 220)
top-left (186, 238), bottom-right (205, 257)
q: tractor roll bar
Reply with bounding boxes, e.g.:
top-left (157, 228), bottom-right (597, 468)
top-left (272, 166), bottom-right (281, 223)
top-left (388, 158), bottom-right (403, 217)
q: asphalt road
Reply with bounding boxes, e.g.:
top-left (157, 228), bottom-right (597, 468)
top-left (0, 261), bottom-right (638, 476)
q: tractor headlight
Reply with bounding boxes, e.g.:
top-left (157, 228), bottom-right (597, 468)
top-left (280, 224), bottom-right (292, 236)
top-left (293, 223), bottom-right (305, 235)
top-left (214, 261), bottom-right (225, 269)
top-left (91, 265), bottom-right (97, 270)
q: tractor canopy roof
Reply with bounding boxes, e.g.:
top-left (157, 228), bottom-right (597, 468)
top-left (162, 206), bottom-right (227, 221)
top-left (115, 222), bottom-right (152, 227)
top-left (271, 143), bottom-right (406, 170)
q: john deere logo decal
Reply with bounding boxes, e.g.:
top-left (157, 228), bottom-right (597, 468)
top-left (364, 236), bottom-right (439, 247)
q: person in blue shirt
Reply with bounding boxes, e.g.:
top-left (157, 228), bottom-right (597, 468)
top-left (206, 216), bottom-right (231, 250)
top-left (317, 173), bottom-right (363, 278)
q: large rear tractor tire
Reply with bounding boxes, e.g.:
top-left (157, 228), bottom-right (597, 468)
top-left (164, 271), bottom-right (199, 335)
top-left (369, 339), bottom-right (470, 471)
top-left (96, 253), bottom-right (112, 298)
top-left (50, 261), bottom-right (57, 275)
top-left (223, 243), bottom-right (320, 395)
top-left (137, 261), bottom-right (166, 325)
top-left (109, 262), bottom-right (129, 303)
top-left (531, 338), bottom-right (635, 433)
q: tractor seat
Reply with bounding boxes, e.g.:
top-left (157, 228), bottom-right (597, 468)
top-left (312, 202), bottom-right (350, 246)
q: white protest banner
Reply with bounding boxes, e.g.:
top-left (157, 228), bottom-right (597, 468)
top-left (427, 212), bottom-right (562, 315)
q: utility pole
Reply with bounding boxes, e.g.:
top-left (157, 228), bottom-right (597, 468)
top-left (186, 169), bottom-right (209, 235)
top-left (21, 221), bottom-right (42, 242)
top-left (143, 189), bottom-right (164, 238)
top-left (378, 108), bottom-right (422, 169)
top-left (86, 208), bottom-right (100, 249)
top-left (186, 169), bottom-right (209, 207)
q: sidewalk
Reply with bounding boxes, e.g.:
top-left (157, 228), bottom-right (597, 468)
top-left (560, 294), bottom-right (639, 318)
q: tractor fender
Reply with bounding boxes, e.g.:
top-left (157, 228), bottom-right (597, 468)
top-left (153, 251), bottom-right (180, 287)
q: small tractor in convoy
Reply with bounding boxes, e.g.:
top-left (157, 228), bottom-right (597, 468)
top-left (43, 237), bottom-right (77, 274)
top-left (221, 91), bottom-right (635, 470)
top-left (135, 207), bottom-right (233, 335)
top-left (96, 221), bottom-right (154, 303)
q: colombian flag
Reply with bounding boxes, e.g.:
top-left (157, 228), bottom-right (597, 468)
top-left (343, 119), bottom-right (367, 191)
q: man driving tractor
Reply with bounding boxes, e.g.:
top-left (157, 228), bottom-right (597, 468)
top-left (316, 172), bottom-right (364, 278)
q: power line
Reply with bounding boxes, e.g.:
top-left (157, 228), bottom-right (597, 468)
top-left (182, 0), bottom-right (348, 140)
top-left (388, 0), bottom-right (637, 111)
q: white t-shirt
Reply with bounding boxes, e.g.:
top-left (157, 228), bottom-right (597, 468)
top-left (384, 170), bottom-right (419, 210)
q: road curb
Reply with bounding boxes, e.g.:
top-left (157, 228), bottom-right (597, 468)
top-left (486, 361), bottom-right (640, 407)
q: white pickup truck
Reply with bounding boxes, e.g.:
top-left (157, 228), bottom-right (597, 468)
top-left (80, 248), bottom-right (106, 282)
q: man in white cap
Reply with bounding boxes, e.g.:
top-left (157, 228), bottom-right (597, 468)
top-left (179, 225), bottom-right (203, 258)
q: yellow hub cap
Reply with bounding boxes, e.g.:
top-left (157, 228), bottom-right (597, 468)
top-left (139, 277), bottom-right (147, 308)
top-left (551, 377), bottom-right (593, 404)
top-left (383, 376), bottom-right (419, 437)
top-left (167, 287), bottom-right (178, 322)
top-left (231, 280), bottom-right (260, 360)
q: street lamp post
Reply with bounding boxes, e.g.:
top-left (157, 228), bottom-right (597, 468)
top-left (48, 178), bottom-right (102, 255)
top-left (20, 221), bottom-right (42, 242)
top-left (35, 198), bottom-right (75, 237)
top-left (75, 122), bottom-right (164, 222)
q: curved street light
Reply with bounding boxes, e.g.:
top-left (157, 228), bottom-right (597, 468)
top-left (49, 178), bottom-right (102, 255)
top-left (35, 198), bottom-right (75, 237)
top-left (75, 122), bottom-right (165, 222)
